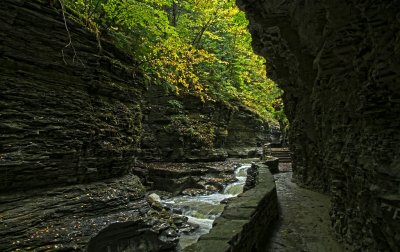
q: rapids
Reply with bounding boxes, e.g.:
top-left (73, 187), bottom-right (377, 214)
top-left (162, 164), bottom-right (251, 249)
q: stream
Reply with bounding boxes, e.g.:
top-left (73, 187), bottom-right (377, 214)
top-left (162, 163), bottom-right (251, 249)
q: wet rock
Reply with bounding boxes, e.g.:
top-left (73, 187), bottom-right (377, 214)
top-left (135, 161), bottom-right (237, 195)
top-left (181, 188), bottom-right (208, 196)
top-left (87, 217), bottom-right (179, 252)
top-left (173, 209), bottom-right (183, 215)
top-left (243, 163), bottom-right (259, 192)
top-left (263, 157), bottom-right (279, 174)
top-left (220, 198), bottom-right (235, 204)
top-left (172, 215), bottom-right (189, 227)
top-left (163, 203), bottom-right (185, 215)
top-left (146, 194), bottom-right (164, 212)
top-left (197, 179), bottom-right (224, 193)
top-left (147, 193), bottom-right (161, 204)
top-left (205, 183), bottom-right (223, 193)
top-left (0, 175), bottom-right (148, 251)
top-left (179, 222), bottom-right (200, 235)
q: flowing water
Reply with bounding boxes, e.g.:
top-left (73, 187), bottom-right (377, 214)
top-left (162, 164), bottom-right (251, 249)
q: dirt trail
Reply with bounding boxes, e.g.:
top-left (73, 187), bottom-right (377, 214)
top-left (267, 164), bottom-right (348, 252)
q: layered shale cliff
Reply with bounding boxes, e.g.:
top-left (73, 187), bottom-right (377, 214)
top-left (238, 0), bottom-right (400, 250)
top-left (140, 85), bottom-right (270, 162)
top-left (0, 1), bottom-right (152, 250)
top-left (0, 0), bottom-right (270, 193)
top-left (1, 0), bottom-right (144, 192)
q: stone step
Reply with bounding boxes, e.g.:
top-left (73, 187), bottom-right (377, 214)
top-left (273, 153), bottom-right (291, 157)
top-left (272, 153), bottom-right (291, 156)
top-left (271, 149), bottom-right (292, 163)
top-left (277, 158), bottom-right (292, 163)
top-left (271, 151), bottom-right (291, 154)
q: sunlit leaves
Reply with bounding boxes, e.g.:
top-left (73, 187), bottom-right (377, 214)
top-left (64, 0), bottom-right (285, 123)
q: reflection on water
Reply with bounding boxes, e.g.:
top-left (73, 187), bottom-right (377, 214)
top-left (162, 164), bottom-right (251, 249)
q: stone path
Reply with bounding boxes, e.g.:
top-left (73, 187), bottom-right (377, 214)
top-left (266, 163), bottom-right (348, 252)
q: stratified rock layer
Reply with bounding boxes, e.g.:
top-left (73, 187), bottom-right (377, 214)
top-left (140, 85), bottom-right (270, 162)
top-left (238, 0), bottom-right (400, 250)
top-left (0, 174), bottom-right (149, 251)
top-left (0, 0), bottom-right (270, 192)
top-left (0, 0), bottom-right (143, 192)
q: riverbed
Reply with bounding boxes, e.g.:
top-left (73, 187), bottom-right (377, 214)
top-left (162, 163), bottom-right (251, 249)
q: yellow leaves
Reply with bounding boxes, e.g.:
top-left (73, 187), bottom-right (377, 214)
top-left (136, 0), bottom-right (282, 121)
top-left (147, 38), bottom-right (217, 99)
top-left (64, 0), bottom-right (285, 124)
top-left (204, 31), bottom-right (223, 41)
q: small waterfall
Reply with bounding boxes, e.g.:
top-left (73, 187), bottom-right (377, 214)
top-left (162, 163), bottom-right (250, 249)
top-left (223, 164), bottom-right (251, 195)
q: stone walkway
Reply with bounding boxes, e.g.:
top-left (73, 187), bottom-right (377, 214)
top-left (266, 163), bottom-right (348, 252)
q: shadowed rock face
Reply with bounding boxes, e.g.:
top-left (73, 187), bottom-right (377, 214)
top-left (140, 85), bottom-right (270, 162)
top-left (0, 0), bottom-right (143, 192)
top-left (0, 0), bottom-right (270, 192)
top-left (87, 219), bottom-right (179, 252)
top-left (237, 0), bottom-right (400, 250)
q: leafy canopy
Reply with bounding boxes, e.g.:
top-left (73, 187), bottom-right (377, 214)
top-left (64, 0), bottom-right (286, 124)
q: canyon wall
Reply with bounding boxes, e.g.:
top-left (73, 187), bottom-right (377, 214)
top-left (0, 1), bottom-right (150, 250)
top-left (0, 0), bottom-right (144, 192)
top-left (140, 85), bottom-right (270, 162)
top-left (238, 0), bottom-right (400, 250)
top-left (0, 0), bottom-right (270, 193)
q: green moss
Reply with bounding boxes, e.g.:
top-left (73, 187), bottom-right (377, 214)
top-left (165, 114), bottom-right (216, 148)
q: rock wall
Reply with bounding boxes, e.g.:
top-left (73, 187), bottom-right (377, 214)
top-left (224, 104), bottom-right (270, 157)
top-left (140, 85), bottom-right (231, 162)
top-left (0, 175), bottom-right (149, 251)
top-left (140, 85), bottom-right (270, 162)
top-left (237, 0), bottom-right (400, 250)
top-left (0, 0), bottom-right (270, 192)
top-left (0, 1), bottom-right (157, 251)
top-left (133, 161), bottom-right (236, 195)
top-left (0, 0), bottom-right (143, 192)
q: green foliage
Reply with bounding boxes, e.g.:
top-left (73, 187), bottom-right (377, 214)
top-left (167, 99), bottom-right (184, 110)
top-left (166, 114), bottom-right (216, 148)
top-left (63, 0), bottom-right (286, 124)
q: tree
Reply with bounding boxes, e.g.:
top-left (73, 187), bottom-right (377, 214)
top-left (64, 0), bottom-right (286, 124)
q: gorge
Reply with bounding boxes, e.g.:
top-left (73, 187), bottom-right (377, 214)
top-left (0, 1), bottom-right (273, 250)
top-left (1, 0), bottom-right (400, 251)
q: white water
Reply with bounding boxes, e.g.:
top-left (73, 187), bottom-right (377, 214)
top-left (163, 164), bottom-right (251, 249)
top-left (223, 164), bottom-right (251, 195)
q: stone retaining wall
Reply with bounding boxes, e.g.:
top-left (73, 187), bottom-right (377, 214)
top-left (184, 163), bottom-right (279, 252)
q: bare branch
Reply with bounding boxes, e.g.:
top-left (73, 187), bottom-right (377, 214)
top-left (58, 0), bottom-right (84, 66)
